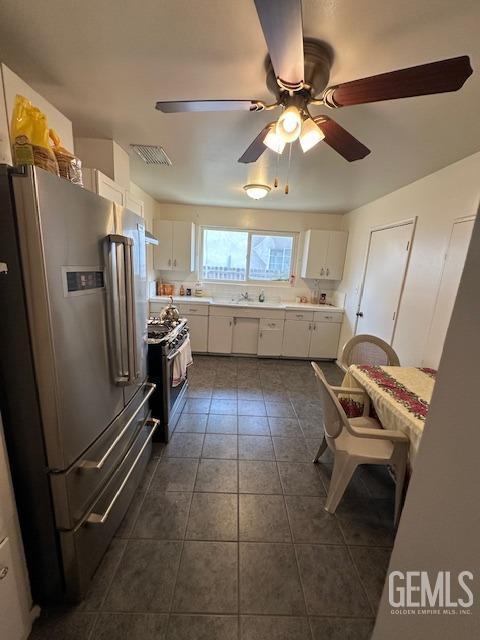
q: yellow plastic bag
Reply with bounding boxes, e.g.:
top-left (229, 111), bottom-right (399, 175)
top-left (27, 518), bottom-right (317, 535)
top-left (10, 95), bottom-right (59, 175)
top-left (49, 129), bottom-right (83, 186)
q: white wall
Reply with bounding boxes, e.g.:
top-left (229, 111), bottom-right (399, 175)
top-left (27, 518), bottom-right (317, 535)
top-left (338, 152), bottom-right (480, 366)
top-left (372, 211), bottom-right (480, 639)
top-left (153, 201), bottom-right (344, 302)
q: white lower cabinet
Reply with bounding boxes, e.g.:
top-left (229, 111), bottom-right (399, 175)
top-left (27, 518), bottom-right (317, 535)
top-left (282, 320), bottom-right (312, 358)
top-left (232, 317), bottom-right (260, 354)
top-left (258, 319), bottom-right (285, 357)
top-left (309, 322), bottom-right (342, 359)
top-left (185, 315), bottom-right (208, 352)
top-left (208, 316), bottom-right (233, 353)
top-left (0, 536), bottom-right (27, 640)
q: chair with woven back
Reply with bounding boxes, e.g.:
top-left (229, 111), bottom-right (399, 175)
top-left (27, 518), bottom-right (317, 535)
top-left (311, 362), bottom-right (408, 524)
top-left (340, 334), bottom-right (400, 371)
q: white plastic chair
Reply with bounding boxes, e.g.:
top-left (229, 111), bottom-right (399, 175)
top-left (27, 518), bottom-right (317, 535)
top-left (340, 334), bottom-right (400, 371)
top-left (311, 362), bottom-right (408, 524)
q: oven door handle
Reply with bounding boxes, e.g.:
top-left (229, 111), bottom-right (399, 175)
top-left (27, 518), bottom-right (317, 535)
top-left (79, 383), bottom-right (156, 470)
top-left (167, 347), bottom-right (182, 361)
top-left (86, 419), bottom-right (159, 525)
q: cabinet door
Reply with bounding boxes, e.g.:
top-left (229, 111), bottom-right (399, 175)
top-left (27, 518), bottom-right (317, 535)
top-left (301, 230), bottom-right (329, 278)
top-left (172, 221), bottom-right (195, 272)
top-left (125, 192), bottom-right (144, 217)
top-left (208, 316), bottom-right (233, 353)
top-left (232, 317), bottom-right (260, 354)
top-left (309, 322), bottom-right (341, 359)
top-left (282, 320), bottom-right (312, 358)
top-left (325, 231), bottom-right (348, 280)
top-left (258, 320), bottom-right (284, 357)
top-left (153, 220), bottom-right (173, 270)
top-left (96, 171), bottom-right (125, 206)
top-left (186, 315), bottom-right (208, 353)
top-left (0, 536), bottom-right (26, 640)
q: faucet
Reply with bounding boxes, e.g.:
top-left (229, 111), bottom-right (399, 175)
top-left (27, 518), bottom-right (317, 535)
top-left (240, 291), bottom-right (250, 301)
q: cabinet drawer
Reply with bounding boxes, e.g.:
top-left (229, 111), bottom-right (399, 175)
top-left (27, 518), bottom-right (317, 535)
top-left (177, 303), bottom-right (209, 316)
top-left (313, 311), bottom-right (343, 323)
top-left (259, 318), bottom-right (284, 331)
top-left (285, 310), bottom-right (314, 321)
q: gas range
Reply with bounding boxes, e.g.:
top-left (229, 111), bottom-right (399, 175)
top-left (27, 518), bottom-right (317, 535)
top-left (147, 317), bottom-right (190, 442)
top-left (147, 317), bottom-right (188, 350)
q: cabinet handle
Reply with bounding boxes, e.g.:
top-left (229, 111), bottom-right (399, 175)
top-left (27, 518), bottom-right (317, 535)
top-left (229, 320), bottom-right (232, 326)
top-left (295, 314), bottom-right (303, 319)
top-left (173, 259), bottom-right (177, 267)
top-left (309, 324), bottom-right (312, 330)
top-left (168, 258), bottom-right (171, 267)
top-left (320, 268), bottom-right (324, 276)
top-left (326, 267), bottom-right (330, 276)
top-left (259, 331), bottom-right (263, 339)
top-left (313, 324), bottom-right (316, 330)
top-left (0, 566), bottom-right (8, 580)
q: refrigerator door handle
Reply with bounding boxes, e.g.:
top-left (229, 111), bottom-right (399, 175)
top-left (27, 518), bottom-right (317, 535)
top-left (105, 234), bottom-right (133, 385)
top-left (79, 383), bottom-right (156, 470)
top-left (124, 239), bottom-right (138, 382)
top-left (86, 418), bottom-right (159, 524)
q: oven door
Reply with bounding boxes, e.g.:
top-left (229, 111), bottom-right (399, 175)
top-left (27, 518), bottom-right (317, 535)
top-left (166, 344), bottom-right (188, 423)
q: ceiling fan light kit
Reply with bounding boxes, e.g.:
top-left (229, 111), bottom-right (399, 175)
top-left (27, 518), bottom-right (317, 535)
top-left (264, 126), bottom-right (286, 154)
top-left (243, 183), bottom-right (271, 200)
top-left (155, 0), bottom-right (472, 168)
top-left (299, 117), bottom-right (325, 153)
top-left (276, 105), bottom-right (303, 142)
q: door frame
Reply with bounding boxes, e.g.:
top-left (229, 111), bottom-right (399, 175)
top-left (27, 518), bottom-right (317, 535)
top-left (354, 217), bottom-right (417, 343)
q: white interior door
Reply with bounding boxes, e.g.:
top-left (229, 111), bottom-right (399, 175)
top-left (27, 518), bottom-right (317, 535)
top-left (356, 222), bottom-right (414, 342)
top-left (424, 217), bottom-right (475, 368)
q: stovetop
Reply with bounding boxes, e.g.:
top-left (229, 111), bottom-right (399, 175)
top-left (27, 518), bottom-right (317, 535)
top-left (147, 317), bottom-right (188, 346)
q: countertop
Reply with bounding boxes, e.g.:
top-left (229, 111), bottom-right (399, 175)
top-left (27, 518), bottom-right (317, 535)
top-left (149, 295), bottom-right (344, 313)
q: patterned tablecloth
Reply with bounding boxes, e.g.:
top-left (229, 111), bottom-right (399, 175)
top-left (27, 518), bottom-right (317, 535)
top-left (340, 365), bottom-right (437, 466)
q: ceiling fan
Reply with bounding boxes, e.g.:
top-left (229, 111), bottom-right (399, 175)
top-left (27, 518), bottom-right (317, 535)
top-left (155, 0), bottom-right (472, 164)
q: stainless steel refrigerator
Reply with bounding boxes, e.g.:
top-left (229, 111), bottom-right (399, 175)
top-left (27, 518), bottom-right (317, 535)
top-left (0, 165), bottom-right (157, 602)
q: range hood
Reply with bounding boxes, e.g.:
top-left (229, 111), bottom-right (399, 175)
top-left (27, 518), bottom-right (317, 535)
top-left (145, 229), bottom-right (159, 245)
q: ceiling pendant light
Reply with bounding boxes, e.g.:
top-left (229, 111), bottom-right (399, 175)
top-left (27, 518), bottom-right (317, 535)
top-left (299, 117), bottom-right (325, 153)
top-left (264, 127), bottom-right (286, 154)
top-left (243, 184), bottom-right (271, 200)
top-left (276, 106), bottom-right (302, 143)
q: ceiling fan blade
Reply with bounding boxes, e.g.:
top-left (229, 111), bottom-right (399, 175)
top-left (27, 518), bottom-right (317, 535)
top-left (238, 123), bottom-right (274, 163)
top-left (324, 56), bottom-right (473, 108)
top-left (254, 0), bottom-right (304, 88)
top-left (314, 115), bottom-right (371, 162)
top-left (155, 100), bottom-right (260, 113)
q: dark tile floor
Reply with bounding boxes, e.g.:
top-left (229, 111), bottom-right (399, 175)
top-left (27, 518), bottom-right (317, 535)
top-left (30, 356), bottom-right (398, 640)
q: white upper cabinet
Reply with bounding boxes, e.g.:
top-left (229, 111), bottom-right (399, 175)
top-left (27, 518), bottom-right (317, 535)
top-left (153, 220), bottom-right (195, 272)
top-left (125, 191), bottom-right (144, 217)
top-left (82, 168), bottom-right (125, 206)
top-left (301, 230), bottom-right (348, 280)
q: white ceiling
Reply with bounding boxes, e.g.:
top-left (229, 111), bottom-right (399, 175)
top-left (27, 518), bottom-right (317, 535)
top-left (0, 0), bottom-right (479, 213)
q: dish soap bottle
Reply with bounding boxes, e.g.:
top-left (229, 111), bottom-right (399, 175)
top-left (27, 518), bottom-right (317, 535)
top-left (258, 290), bottom-right (265, 303)
top-left (179, 284), bottom-right (185, 296)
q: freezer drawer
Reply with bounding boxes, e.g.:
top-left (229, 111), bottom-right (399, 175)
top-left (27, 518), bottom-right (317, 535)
top-left (59, 416), bottom-right (158, 601)
top-left (50, 382), bottom-right (155, 530)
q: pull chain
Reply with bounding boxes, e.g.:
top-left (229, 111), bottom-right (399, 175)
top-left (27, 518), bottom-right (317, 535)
top-left (274, 150), bottom-right (280, 188)
top-left (285, 143), bottom-right (292, 194)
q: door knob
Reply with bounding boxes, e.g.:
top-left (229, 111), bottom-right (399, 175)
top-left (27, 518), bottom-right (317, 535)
top-left (356, 311), bottom-right (364, 317)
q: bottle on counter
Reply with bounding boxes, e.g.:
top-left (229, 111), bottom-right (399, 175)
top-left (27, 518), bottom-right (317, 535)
top-left (156, 280), bottom-right (164, 296)
top-left (194, 281), bottom-right (203, 297)
top-left (258, 290), bottom-right (265, 302)
top-left (179, 284), bottom-right (185, 296)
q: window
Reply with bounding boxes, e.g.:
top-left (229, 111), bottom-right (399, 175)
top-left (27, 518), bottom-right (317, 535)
top-left (201, 228), bottom-right (295, 283)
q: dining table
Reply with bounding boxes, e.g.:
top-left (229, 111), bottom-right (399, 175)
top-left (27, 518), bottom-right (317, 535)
top-left (339, 365), bottom-right (437, 467)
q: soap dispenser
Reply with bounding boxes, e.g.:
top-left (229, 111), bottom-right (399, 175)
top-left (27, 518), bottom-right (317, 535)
top-left (258, 290), bottom-right (265, 303)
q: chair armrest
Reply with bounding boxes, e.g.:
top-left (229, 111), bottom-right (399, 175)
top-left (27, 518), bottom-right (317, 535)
top-left (350, 426), bottom-right (410, 443)
top-left (331, 386), bottom-right (366, 396)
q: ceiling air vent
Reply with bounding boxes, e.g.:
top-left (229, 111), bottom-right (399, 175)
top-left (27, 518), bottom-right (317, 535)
top-left (130, 144), bottom-right (172, 166)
